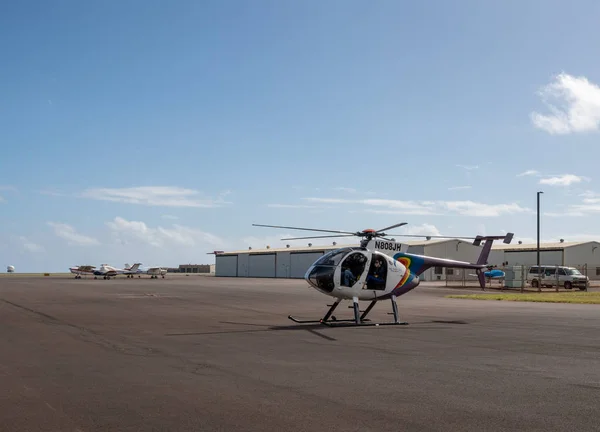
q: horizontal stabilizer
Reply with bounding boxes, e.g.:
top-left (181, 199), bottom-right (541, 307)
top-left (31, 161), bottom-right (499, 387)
top-left (472, 232), bottom-right (514, 247)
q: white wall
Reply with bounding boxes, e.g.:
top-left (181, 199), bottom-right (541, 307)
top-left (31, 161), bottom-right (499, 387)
top-left (488, 250), bottom-right (505, 267)
top-left (420, 240), bottom-right (483, 281)
top-left (563, 243), bottom-right (600, 280)
top-left (503, 250), bottom-right (563, 266)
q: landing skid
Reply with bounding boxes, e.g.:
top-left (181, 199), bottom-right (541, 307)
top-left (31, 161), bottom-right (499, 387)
top-left (288, 295), bottom-right (408, 327)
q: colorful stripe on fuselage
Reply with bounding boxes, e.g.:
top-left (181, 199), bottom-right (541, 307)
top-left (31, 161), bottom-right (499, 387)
top-left (393, 252), bottom-right (426, 287)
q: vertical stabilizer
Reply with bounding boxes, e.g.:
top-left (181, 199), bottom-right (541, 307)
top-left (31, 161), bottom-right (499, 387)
top-left (472, 233), bottom-right (513, 288)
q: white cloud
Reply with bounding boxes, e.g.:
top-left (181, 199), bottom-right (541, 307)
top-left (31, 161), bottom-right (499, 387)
top-left (539, 174), bottom-right (586, 186)
top-left (161, 215), bottom-right (180, 220)
top-left (19, 236), bottom-right (44, 253)
top-left (448, 186), bottom-right (472, 190)
top-left (531, 72), bottom-right (600, 134)
top-left (456, 165), bottom-right (479, 170)
top-left (39, 188), bottom-right (66, 197)
top-left (440, 201), bottom-right (531, 217)
top-left (541, 189), bottom-right (600, 216)
top-left (105, 217), bottom-right (225, 249)
top-left (544, 210), bottom-right (587, 217)
top-left (47, 222), bottom-right (100, 246)
top-left (0, 185), bottom-right (17, 202)
top-left (303, 197), bottom-right (531, 217)
top-left (332, 187), bottom-right (357, 193)
top-left (80, 186), bottom-right (231, 208)
top-left (306, 198), bottom-right (442, 215)
top-left (267, 204), bottom-right (329, 209)
top-left (517, 170), bottom-right (539, 177)
top-left (399, 223), bottom-right (442, 237)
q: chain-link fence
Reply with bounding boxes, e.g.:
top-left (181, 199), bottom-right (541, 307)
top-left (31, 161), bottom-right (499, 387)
top-left (444, 264), bottom-right (594, 291)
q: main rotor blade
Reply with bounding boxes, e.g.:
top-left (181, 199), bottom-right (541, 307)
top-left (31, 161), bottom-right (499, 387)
top-left (376, 222), bottom-right (408, 232)
top-left (252, 224), bottom-right (356, 235)
top-left (384, 234), bottom-right (478, 239)
top-left (281, 234), bottom-right (356, 241)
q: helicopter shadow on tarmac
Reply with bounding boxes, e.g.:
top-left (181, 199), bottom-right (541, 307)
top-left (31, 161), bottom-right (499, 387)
top-left (164, 320), bottom-right (458, 343)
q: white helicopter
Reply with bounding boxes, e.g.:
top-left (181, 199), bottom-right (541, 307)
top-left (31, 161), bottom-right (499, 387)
top-left (253, 223), bottom-right (514, 327)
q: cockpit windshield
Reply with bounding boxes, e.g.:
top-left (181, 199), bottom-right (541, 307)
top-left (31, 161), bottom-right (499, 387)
top-left (313, 247), bottom-right (357, 267)
top-left (307, 247), bottom-right (362, 293)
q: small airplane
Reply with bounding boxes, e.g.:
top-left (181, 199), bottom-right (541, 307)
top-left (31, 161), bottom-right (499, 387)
top-left (69, 265), bottom-right (97, 279)
top-left (145, 266), bottom-right (167, 278)
top-left (253, 222), bottom-right (514, 327)
top-left (93, 263), bottom-right (141, 280)
top-left (126, 265), bottom-right (168, 279)
top-left (118, 263), bottom-right (168, 278)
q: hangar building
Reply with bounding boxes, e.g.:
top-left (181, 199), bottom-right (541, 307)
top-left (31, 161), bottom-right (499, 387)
top-left (214, 238), bottom-right (486, 281)
top-left (490, 240), bottom-right (600, 280)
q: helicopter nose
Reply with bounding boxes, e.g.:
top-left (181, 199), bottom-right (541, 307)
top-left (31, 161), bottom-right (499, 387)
top-left (305, 265), bottom-right (336, 294)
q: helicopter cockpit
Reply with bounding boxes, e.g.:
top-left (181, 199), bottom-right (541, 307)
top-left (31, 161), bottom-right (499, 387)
top-left (306, 247), bottom-right (365, 293)
top-left (306, 247), bottom-right (376, 293)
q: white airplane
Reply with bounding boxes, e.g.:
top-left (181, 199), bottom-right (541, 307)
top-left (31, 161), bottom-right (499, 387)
top-left (122, 263), bottom-right (143, 277)
top-left (69, 265), bottom-right (96, 279)
top-left (141, 265), bottom-right (168, 279)
top-left (120, 263), bottom-right (168, 279)
top-left (93, 263), bottom-right (141, 280)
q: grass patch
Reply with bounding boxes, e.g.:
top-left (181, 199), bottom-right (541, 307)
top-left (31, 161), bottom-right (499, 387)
top-left (446, 292), bottom-right (600, 304)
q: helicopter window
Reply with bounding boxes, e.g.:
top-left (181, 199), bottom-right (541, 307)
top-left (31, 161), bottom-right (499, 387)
top-left (366, 254), bottom-right (387, 290)
top-left (314, 248), bottom-right (355, 267)
top-left (307, 265), bottom-right (336, 293)
top-left (340, 252), bottom-right (368, 287)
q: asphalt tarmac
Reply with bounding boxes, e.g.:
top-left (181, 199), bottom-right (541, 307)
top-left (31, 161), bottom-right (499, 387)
top-left (1, 275), bottom-right (599, 432)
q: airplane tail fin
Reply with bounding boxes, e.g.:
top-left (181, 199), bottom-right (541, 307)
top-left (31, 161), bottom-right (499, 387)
top-left (130, 263), bottom-right (141, 271)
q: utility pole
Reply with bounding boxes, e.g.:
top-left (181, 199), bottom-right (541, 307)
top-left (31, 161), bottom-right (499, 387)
top-left (537, 191), bottom-right (543, 270)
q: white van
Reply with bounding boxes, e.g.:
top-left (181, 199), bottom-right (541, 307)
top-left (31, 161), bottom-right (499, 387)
top-left (528, 265), bottom-right (589, 290)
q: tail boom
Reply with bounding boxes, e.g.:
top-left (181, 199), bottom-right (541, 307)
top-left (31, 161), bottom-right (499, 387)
top-left (393, 232), bottom-right (513, 289)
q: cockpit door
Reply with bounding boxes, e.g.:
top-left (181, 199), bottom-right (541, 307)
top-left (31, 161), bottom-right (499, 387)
top-left (338, 251), bottom-right (369, 288)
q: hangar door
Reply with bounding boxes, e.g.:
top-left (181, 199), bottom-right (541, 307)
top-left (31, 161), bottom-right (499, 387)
top-left (215, 255), bottom-right (238, 277)
top-left (248, 253), bottom-right (276, 278)
top-left (290, 252), bottom-right (324, 278)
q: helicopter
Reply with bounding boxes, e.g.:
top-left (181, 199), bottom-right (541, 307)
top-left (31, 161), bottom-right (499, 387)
top-left (252, 222), bottom-right (514, 327)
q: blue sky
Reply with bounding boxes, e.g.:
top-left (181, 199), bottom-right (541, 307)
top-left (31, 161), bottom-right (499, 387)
top-left (2, 0), bottom-right (600, 272)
